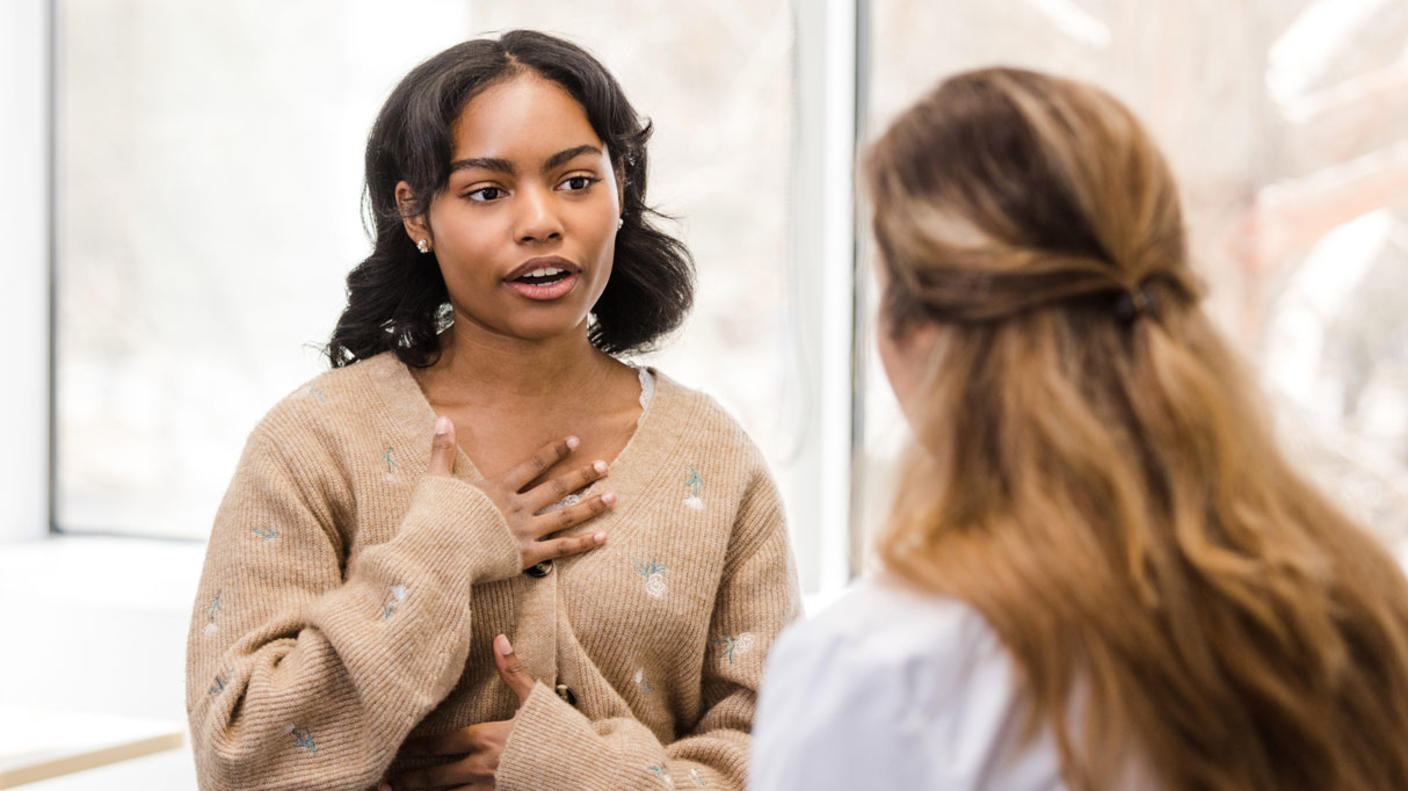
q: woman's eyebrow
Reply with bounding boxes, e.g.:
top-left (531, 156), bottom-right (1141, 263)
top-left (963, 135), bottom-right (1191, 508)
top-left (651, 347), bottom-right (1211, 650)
top-left (543, 144), bottom-right (603, 171)
top-left (449, 156), bottom-right (514, 175)
top-left (448, 145), bottom-right (603, 177)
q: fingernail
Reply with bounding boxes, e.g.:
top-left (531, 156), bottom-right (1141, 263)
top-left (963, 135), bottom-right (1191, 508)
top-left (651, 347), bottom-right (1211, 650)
top-left (593, 460), bottom-right (608, 474)
top-left (566, 436), bottom-right (580, 450)
top-left (594, 531), bottom-right (607, 544)
top-left (497, 634), bottom-right (515, 656)
top-left (602, 492), bottom-right (617, 506)
top-left (434, 416), bottom-right (451, 436)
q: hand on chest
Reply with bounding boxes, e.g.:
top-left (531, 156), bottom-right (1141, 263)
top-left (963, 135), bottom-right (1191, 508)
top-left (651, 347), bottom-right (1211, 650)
top-left (461, 463), bottom-right (737, 710)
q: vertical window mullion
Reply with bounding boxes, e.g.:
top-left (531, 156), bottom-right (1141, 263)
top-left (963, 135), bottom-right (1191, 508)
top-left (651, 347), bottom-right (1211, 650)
top-left (0, 0), bottom-right (53, 542)
top-left (792, 0), bottom-right (859, 596)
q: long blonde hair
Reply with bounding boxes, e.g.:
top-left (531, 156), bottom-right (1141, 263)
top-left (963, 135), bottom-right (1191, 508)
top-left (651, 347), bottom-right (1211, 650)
top-left (867, 67), bottom-right (1408, 790)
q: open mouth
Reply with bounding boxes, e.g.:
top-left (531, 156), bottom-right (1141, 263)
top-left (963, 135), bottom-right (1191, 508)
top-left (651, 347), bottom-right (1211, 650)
top-left (512, 266), bottom-right (572, 287)
top-left (504, 260), bottom-right (581, 301)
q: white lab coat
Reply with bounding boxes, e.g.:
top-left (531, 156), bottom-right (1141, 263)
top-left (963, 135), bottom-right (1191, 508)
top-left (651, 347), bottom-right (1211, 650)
top-left (750, 579), bottom-right (1070, 790)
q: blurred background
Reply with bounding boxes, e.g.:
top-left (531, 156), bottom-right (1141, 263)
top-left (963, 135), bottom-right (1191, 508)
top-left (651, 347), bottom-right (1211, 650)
top-left (1, 0), bottom-right (1404, 787)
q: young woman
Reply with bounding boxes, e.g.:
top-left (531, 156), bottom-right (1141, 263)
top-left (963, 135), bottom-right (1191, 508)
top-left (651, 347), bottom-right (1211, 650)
top-left (751, 68), bottom-right (1408, 790)
top-left (186, 31), bottom-right (799, 791)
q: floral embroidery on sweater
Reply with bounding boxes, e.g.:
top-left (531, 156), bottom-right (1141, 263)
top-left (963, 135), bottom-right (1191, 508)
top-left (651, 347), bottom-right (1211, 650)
top-left (203, 591), bottom-right (223, 636)
top-left (208, 676), bottom-right (226, 695)
top-left (300, 385), bottom-right (327, 402)
top-left (712, 632), bottom-right (756, 665)
top-left (683, 467), bottom-right (704, 510)
top-left (286, 725), bottom-right (316, 754)
top-left (633, 559), bottom-right (669, 598)
top-left (184, 357), bottom-right (802, 789)
top-left (253, 526), bottom-right (279, 542)
top-left (690, 768), bottom-right (707, 786)
top-left (382, 584), bottom-right (407, 619)
top-left (541, 493), bottom-right (580, 514)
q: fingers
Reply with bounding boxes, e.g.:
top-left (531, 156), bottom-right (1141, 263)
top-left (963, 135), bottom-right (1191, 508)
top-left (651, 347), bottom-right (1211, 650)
top-left (526, 459), bottom-right (610, 512)
top-left (401, 728), bottom-right (478, 757)
top-left (522, 530), bottom-right (609, 567)
top-left (391, 754), bottom-right (492, 789)
top-left (494, 634), bottom-right (535, 705)
top-left (535, 492), bottom-right (617, 539)
top-left (426, 416), bottom-right (457, 477)
top-left (503, 435), bottom-right (578, 492)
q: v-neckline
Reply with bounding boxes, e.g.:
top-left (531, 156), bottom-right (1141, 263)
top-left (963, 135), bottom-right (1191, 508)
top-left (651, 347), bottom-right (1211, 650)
top-left (364, 352), bottom-right (684, 516)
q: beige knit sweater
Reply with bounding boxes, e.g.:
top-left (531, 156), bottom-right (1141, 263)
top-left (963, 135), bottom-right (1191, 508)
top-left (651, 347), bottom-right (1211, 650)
top-left (185, 352), bottom-right (802, 791)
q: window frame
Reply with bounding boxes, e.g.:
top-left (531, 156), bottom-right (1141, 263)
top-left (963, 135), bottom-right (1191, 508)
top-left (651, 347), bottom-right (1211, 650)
top-left (0, 0), bottom-right (52, 544)
top-left (12, 0), bottom-right (870, 596)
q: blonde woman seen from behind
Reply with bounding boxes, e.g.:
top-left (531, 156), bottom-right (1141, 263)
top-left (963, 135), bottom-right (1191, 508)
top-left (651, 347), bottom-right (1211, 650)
top-left (751, 67), bottom-right (1408, 790)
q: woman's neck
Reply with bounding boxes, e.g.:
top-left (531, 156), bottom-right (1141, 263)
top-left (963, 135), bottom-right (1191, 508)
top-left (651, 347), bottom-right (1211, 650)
top-left (421, 318), bottom-right (621, 410)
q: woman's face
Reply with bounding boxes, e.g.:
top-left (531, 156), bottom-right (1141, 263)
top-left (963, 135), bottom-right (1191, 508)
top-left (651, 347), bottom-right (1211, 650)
top-left (400, 72), bottom-right (622, 344)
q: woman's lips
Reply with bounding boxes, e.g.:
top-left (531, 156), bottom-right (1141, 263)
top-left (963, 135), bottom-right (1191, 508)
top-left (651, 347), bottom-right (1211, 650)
top-left (506, 272), bottom-right (580, 301)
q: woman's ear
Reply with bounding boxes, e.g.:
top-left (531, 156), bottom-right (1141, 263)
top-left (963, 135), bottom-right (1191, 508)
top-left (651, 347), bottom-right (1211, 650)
top-left (395, 181), bottom-right (432, 248)
top-left (613, 160), bottom-right (628, 220)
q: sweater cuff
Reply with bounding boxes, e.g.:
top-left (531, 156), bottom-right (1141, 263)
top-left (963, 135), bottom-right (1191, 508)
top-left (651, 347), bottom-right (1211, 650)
top-left (497, 683), bottom-right (633, 790)
top-left (394, 476), bottom-right (522, 584)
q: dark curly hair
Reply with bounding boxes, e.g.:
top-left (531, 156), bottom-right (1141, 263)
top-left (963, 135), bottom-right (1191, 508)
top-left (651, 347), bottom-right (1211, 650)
top-left (327, 30), bottom-right (694, 368)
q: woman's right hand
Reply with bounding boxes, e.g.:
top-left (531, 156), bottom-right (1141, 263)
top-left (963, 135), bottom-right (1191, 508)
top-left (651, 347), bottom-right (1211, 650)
top-left (427, 415), bottom-right (613, 569)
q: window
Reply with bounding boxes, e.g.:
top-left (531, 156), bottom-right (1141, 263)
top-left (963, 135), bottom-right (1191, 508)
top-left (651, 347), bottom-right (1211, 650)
top-left (858, 0), bottom-right (1408, 551)
top-left (36, 0), bottom-right (1408, 590)
top-left (51, 1), bottom-right (857, 594)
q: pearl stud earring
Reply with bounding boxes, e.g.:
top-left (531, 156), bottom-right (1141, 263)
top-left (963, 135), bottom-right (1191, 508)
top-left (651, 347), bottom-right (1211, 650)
top-left (617, 217), bottom-right (625, 230)
top-left (416, 239), bottom-right (430, 254)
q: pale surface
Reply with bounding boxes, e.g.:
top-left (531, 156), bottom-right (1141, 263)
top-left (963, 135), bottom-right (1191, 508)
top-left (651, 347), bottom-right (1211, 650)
top-left (0, 706), bottom-right (184, 789)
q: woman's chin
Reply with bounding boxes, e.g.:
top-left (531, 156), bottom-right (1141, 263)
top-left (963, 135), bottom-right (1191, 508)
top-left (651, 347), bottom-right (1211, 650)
top-left (443, 297), bottom-right (596, 346)
top-left (499, 314), bottom-right (594, 344)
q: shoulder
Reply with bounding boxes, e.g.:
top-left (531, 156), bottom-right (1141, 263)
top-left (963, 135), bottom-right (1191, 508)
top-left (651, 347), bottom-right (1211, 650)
top-left (646, 369), bottom-right (769, 474)
top-left (250, 352), bottom-right (405, 447)
top-left (645, 370), bottom-right (785, 551)
top-left (753, 578), bottom-right (1063, 789)
top-left (767, 578), bottom-right (1005, 691)
top-left (231, 353), bottom-right (417, 497)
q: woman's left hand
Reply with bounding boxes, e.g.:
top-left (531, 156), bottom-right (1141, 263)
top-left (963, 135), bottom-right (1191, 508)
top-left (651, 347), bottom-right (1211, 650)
top-left (384, 635), bottom-right (536, 790)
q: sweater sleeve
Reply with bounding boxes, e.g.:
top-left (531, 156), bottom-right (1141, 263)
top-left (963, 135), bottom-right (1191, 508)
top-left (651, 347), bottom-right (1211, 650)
top-left (185, 423), bottom-right (523, 791)
top-left (493, 465), bottom-right (803, 791)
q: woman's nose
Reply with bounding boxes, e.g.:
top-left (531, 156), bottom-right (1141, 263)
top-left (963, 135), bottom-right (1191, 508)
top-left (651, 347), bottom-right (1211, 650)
top-left (514, 185), bottom-right (563, 244)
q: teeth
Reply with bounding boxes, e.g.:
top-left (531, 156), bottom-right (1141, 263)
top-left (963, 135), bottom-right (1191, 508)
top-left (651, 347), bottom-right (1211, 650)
top-left (526, 267), bottom-right (565, 278)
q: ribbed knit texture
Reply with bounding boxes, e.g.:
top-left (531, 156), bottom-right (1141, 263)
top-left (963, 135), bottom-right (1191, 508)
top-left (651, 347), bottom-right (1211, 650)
top-left (185, 352), bottom-right (802, 791)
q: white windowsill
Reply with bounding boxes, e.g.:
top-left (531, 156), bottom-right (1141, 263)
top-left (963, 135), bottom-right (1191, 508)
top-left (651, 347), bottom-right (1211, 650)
top-left (0, 535), bottom-right (206, 613)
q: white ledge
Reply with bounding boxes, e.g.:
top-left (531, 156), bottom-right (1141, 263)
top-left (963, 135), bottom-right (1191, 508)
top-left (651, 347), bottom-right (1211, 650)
top-left (0, 536), bottom-right (206, 613)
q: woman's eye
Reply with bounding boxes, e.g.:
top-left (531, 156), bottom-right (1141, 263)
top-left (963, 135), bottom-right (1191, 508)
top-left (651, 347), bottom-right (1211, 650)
top-left (466, 186), bottom-right (503, 202)
top-left (561, 176), bottom-right (599, 191)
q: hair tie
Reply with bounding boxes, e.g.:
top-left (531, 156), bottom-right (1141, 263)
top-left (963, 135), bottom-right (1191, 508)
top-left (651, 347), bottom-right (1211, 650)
top-left (1114, 281), bottom-right (1159, 325)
